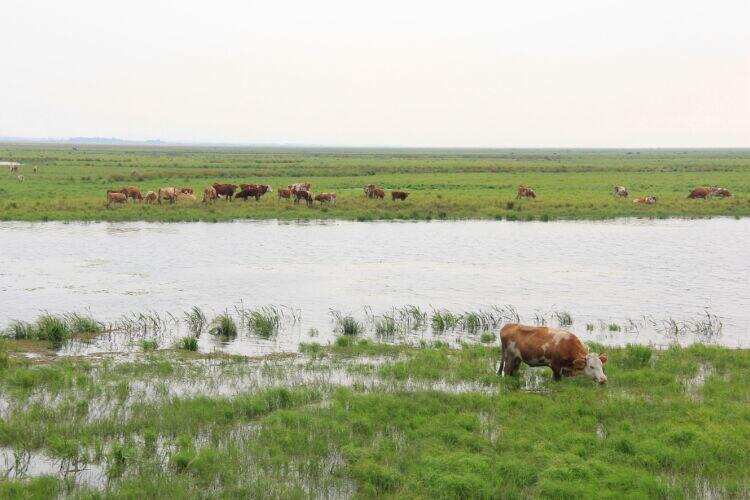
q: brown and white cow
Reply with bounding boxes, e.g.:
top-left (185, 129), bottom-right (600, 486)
top-left (517, 185), bottom-right (536, 199)
top-left (294, 189), bottom-right (313, 207)
top-left (277, 188), bottom-right (292, 200)
top-left (314, 193), bottom-right (336, 204)
top-left (144, 191), bottom-right (158, 204)
top-left (212, 183), bottom-right (238, 201)
top-left (709, 186), bottom-right (731, 198)
top-left (120, 186), bottom-right (143, 202)
top-left (202, 186), bottom-right (218, 203)
top-left (687, 187), bottom-right (710, 199)
top-left (289, 183), bottom-right (311, 195)
top-left (364, 184), bottom-right (382, 198)
top-left (106, 191), bottom-right (128, 208)
top-left (633, 196), bottom-right (657, 205)
top-left (498, 324), bottom-right (608, 384)
top-left (158, 187), bottom-right (178, 204)
top-left (391, 190), bottom-right (409, 201)
top-left (613, 186), bottom-right (628, 197)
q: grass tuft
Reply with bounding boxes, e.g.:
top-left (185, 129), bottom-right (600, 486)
top-left (208, 313), bottom-right (238, 338)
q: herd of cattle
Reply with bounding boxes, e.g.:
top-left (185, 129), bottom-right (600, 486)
top-left (104, 182), bottom-right (411, 208)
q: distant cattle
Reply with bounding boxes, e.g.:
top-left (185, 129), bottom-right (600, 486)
top-left (372, 188), bottom-right (385, 199)
top-left (120, 186), bottom-right (143, 202)
top-left (16, 175), bottom-right (24, 182)
top-left (212, 183), bottom-right (238, 201)
top-left (687, 187), bottom-right (710, 199)
top-left (498, 324), bottom-right (608, 384)
top-left (633, 196), bottom-right (657, 205)
top-left (613, 186), bottom-right (628, 197)
top-left (709, 186), bottom-right (731, 198)
top-left (33, 166), bottom-right (38, 174)
top-left (294, 190), bottom-right (313, 207)
top-left (277, 188), bottom-right (292, 200)
top-left (235, 184), bottom-right (271, 201)
top-left (144, 191), bottom-right (158, 204)
top-left (202, 186), bottom-right (217, 203)
top-left (314, 193), bottom-right (336, 204)
top-left (106, 191), bottom-right (128, 208)
top-left (158, 187), bottom-right (177, 204)
top-left (9, 165), bottom-right (19, 174)
top-left (391, 190), bottom-right (409, 201)
top-left (179, 187), bottom-right (194, 195)
top-left (364, 184), bottom-right (383, 198)
top-left (517, 185), bottom-right (536, 199)
top-left (289, 182), bottom-right (311, 194)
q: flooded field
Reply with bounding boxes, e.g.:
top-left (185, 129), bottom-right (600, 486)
top-left (1, 218), bottom-right (748, 355)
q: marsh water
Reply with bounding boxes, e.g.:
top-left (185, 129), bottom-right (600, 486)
top-left (1, 218), bottom-right (748, 354)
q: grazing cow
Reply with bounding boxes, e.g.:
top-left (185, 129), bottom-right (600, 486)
top-left (235, 185), bottom-right (269, 201)
top-left (106, 191), bottom-right (128, 208)
top-left (144, 191), bottom-right (158, 204)
top-left (498, 324), bottom-right (608, 384)
top-left (391, 190), bottom-right (409, 201)
top-left (179, 187), bottom-right (194, 195)
top-left (687, 187), bottom-right (710, 199)
top-left (16, 175), bottom-right (24, 182)
top-left (158, 187), bottom-right (177, 204)
top-left (314, 193), bottom-right (336, 204)
top-left (212, 183), bottom-right (238, 201)
top-left (120, 186), bottom-right (143, 202)
top-left (709, 186), bottom-right (732, 198)
top-left (373, 188), bottom-right (385, 199)
top-left (517, 185), bottom-right (536, 199)
top-left (33, 166), bottom-right (38, 174)
top-left (277, 188), bottom-right (292, 200)
top-left (613, 186), bottom-right (628, 197)
top-left (633, 196), bottom-right (657, 205)
top-left (294, 189), bottom-right (313, 207)
top-left (363, 184), bottom-right (381, 198)
top-left (9, 165), bottom-right (19, 174)
top-left (289, 182), bottom-right (311, 193)
top-left (202, 186), bottom-right (217, 203)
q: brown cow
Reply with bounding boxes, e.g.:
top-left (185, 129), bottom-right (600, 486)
top-left (277, 188), bottom-right (292, 200)
top-left (364, 184), bottom-right (382, 198)
top-left (158, 187), bottom-right (177, 204)
top-left (120, 186), bottom-right (143, 202)
top-left (212, 183), bottom-right (238, 201)
top-left (517, 185), bottom-right (536, 199)
top-left (144, 191), bottom-right (158, 204)
top-left (373, 188), bottom-right (385, 199)
top-left (179, 187), bottom-right (194, 195)
top-left (235, 185), bottom-right (270, 201)
top-left (709, 186), bottom-right (732, 198)
top-left (613, 186), bottom-right (628, 197)
top-left (106, 191), bottom-right (128, 208)
top-left (633, 196), bottom-right (657, 205)
top-left (314, 193), bottom-right (336, 204)
top-left (498, 324), bottom-right (608, 384)
top-left (294, 190), bottom-right (313, 207)
top-left (202, 186), bottom-right (217, 203)
top-left (687, 187), bottom-right (710, 199)
top-left (391, 190), bottom-right (409, 201)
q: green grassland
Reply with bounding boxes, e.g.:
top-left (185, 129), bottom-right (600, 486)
top-left (1, 145), bottom-right (749, 221)
top-left (0, 339), bottom-right (747, 498)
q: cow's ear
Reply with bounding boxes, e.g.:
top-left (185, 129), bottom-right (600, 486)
top-left (599, 353), bottom-right (608, 365)
top-left (573, 358), bottom-right (586, 370)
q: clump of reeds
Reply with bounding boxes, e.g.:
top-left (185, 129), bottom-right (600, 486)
top-left (34, 314), bottom-right (71, 345)
top-left (141, 339), bottom-right (158, 351)
top-left (65, 313), bottom-right (103, 335)
top-left (431, 310), bottom-right (460, 333)
top-left (396, 305), bottom-right (427, 331)
top-left (608, 323), bottom-right (621, 332)
top-left (178, 336), bottom-right (199, 351)
top-left (208, 313), bottom-right (238, 338)
top-left (553, 311), bottom-right (573, 327)
top-left (3, 320), bottom-right (35, 340)
top-left (374, 315), bottom-right (397, 337)
top-left (246, 306), bottom-right (282, 339)
top-left (330, 310), bottom-right (363, 336)
top-left (184, 306), bottom-right (207, 337)
top-left (480, 332), bottom-right (496, 343)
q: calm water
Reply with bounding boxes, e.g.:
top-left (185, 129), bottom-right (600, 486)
top-left (1, 218), bottom-right (748, 354)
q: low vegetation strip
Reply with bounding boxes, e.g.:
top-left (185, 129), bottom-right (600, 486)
top-left (1, 146), bottom-right (749, 221)
top-left (0, 339), bottom-right (747, 497)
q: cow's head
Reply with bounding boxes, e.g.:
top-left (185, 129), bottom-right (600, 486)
top-left (573, 353), bottom-right (608, 384)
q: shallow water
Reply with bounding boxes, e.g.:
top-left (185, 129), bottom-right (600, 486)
top-left (1, 218), bottom-right (748, 354)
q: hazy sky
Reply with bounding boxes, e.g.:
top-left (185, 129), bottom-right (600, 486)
top-left (3, 1), bottom-right (749, 147)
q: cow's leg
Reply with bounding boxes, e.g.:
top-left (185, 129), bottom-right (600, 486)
top-left (497, 353), bottom-right (505, 376)
top-left (551, 364), bottom-right (563, 381)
